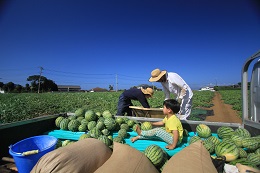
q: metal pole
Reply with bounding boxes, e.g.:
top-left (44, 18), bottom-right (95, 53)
top-left (116, 74), bottom-right (118, 92)
top-left (38, 67), bottom-right (43, 93)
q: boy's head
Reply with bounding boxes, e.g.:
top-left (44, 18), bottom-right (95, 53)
top-left (163, 99), bottom-right (180, 114)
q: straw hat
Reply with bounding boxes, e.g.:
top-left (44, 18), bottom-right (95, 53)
top-left (149, 68), bottom-right (166, 82)
top-left (141, 87), bottom-right (154, 96)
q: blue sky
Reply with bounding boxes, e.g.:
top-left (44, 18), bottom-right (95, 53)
top-left (0, 0), bottom-right (260, 90)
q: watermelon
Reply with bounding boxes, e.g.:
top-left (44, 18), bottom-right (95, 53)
top-left (144, 144), bottom-right (164, 167)
top-left (89, 127), bottom-right (102, 139)
top-left (247, 153), bottom-right (260, 166)
top-left (251, 135), bottom-right (260, 144)
top-left (67, 141), bottom-right (75, 145)
top-left (141, 121), bottom-right (153, 131)
top-left (113, 136), bottom-right (125, 144)
top-left (120, 123), bottom-right (130, 131)
top-left (122, 117), bottom-right (129, 123)
top-left (104, 117), bottom-right (116, 130)
top-left (59, 118), bottom-right (70, 130)
top-left (79, 133), bottom-right (91, 140)
top-left (205, 136), bottom-right (221, 146)
top-left (242, 137), bottom-right (259, 151)
top-left (127, 120), bottom-right (135, 127)
top-left (101, 128), bottom-right (110, 136)
top-left (96, 121), bottom-right (105, 130)
top-left (102, 110), bottom-right (112, 119)
top-left (78, 124), bottom-right (87, 132)
top-left (80, 119), bottom-right (89, 126)
top-left (85, 110), bottom-right (97, 121)
top-left (98, 135), bottom-right (112, 147)
top-left (189, 136), bottom-right (201, 145)
top-left (222, 138), bottom-right (235, 144)
top-left (215, 141), bottom-right (239, 162)
top-left (238, 148), bottom-right (248, 158)
top-left (96, 111), bottom-right (102, 118)
top-left (68, 119), bottom-right (80, 132)
top-left (76, 116), bottom-right (84, 122)
top-left (115, 117), bottom-right (124, 125)
top-left (62, 140), bottom-right (71, 147)
top-left (97, 117), bottom-right (105, 123)
top-left (107, 135), bottom-right (113, 141)
top-left (55, 116), bottom-right (64, 128)
top-left (88, 121), bottom-right (97, 131)
top-left (255, 148), bottom-right (260, 155)
top-left (196, 124), bottom-right (211, 138)
top-left (118, 128), bottom-right (128, 138)
top-left (202, 140), bottom-right (215, 154)
top-left (231, 135), bottom-right (244, 147)
top-left (183, 129), bottom-right (189, 137)
top-left (229, 158), bottom-right (258, 168)
top-left (68, 115), bottom-right (77, 120)
top-left (56, 139), bottom-right (62, 149)
top-left (158, 149), bottom-right (169, 171)
top-left (234, 128), bottom-right (251, 138)
top-left (75, 108), bottom-right (85, 117)
top-left (217, 126), bottom-right (235, 139)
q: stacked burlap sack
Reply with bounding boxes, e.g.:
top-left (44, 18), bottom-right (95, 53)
top-left (31, 138), bottom-right (218, 173)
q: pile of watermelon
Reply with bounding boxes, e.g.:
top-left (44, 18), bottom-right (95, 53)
top-left (55, 110), bottom-right (260, 171)
top-left (55, 109), bottom-right (172, 171)
top-left (189, 124), bottom-right (260, 169)
top-left (55, 108), bottom-right (141, 148)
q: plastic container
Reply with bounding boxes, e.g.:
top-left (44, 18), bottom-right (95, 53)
top-left (9, 135), bottom-right (58, 173)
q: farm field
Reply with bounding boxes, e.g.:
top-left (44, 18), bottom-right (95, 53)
top-left (0, 90), bottom-right (242, 124)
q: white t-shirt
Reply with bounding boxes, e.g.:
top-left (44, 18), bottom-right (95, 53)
top-left (161, 72), bottom-right (193, 100)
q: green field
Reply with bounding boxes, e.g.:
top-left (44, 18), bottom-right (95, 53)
top-left (0, 90), bottom-right (242, 124)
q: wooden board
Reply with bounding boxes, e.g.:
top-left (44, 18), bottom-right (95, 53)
top-left (129, 106), bottom-right (164, 118)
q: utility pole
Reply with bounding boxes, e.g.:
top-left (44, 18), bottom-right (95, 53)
top-left (38, 67), bottom-right (43, 93)
top-left (115, 74), bottom-right (118, 92)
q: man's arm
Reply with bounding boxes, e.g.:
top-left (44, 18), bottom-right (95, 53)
top-left (162, 83), bottom-right (171, 100)
top-left (179, 84), bottom-right (188, 99)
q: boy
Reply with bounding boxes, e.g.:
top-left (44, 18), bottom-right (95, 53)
top-left (131, 99), bottom-right (183, 150)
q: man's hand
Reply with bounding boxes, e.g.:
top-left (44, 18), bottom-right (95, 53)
top-left (177, 98), bottom-right (182, 104)
top-left (180, 88), bottom-right (187, 98)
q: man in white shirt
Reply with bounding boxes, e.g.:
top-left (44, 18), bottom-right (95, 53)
top-left (149, 68), bottom-right (193, 120)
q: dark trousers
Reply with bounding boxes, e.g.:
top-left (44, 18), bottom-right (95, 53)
top-left (116, 94), bottom-right (133, 116)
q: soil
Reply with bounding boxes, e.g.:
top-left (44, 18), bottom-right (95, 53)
top-left (204, 92), bottom-right (242, 124)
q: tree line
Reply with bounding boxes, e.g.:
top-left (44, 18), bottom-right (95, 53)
top-left (0, 75), bottom-right (58, 93)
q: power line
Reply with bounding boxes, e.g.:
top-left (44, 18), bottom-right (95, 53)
top-left (44, 68), bottom-right (113, 76)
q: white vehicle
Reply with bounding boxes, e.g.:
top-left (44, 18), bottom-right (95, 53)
top-left (199, 86), bottom-right (215, 92)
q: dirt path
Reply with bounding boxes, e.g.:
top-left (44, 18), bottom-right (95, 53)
top-left (204, 92), bottom-right (242, 124)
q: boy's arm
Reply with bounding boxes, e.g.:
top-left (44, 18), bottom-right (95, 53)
top-left (152, 121), bottom-right (164, 126)
top-left (165, 130), bottom-right (179, 150)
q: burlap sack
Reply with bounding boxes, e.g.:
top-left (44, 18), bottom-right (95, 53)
top-left (162, 141), bottom-right (218, 173)
top-left (30, 138), bottom-right (112, 173)
top-left (94, 142), bottom-right (159, 173)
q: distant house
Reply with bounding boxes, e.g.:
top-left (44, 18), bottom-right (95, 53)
top-left (91, 87), bottom-right (107, 92)
top-left (57, 85), bottom-right (81, 92)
